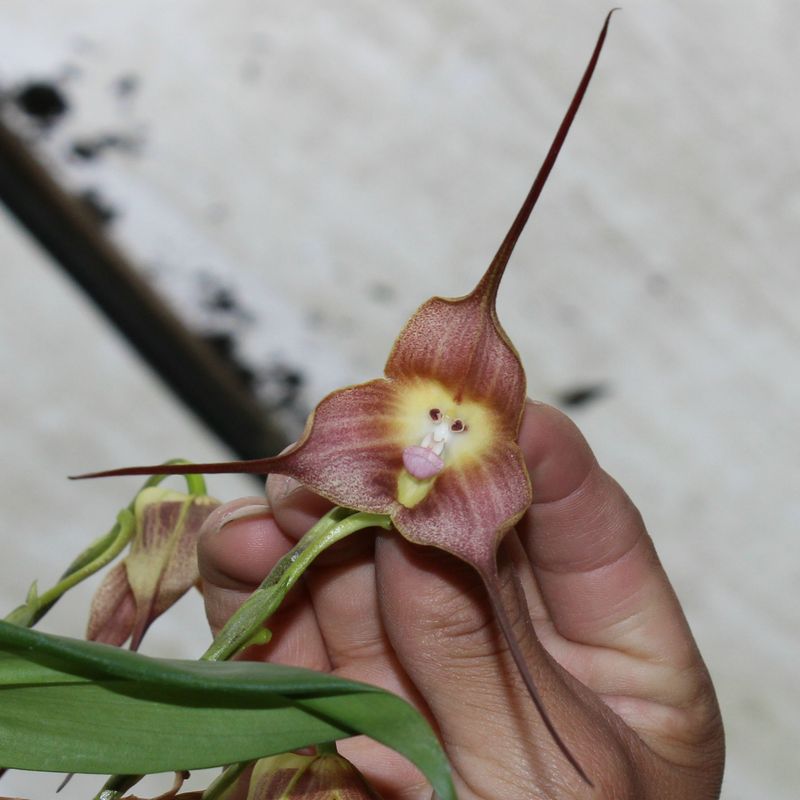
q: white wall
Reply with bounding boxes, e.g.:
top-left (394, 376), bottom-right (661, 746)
top-left (1, 2), bottom-right (798, 797)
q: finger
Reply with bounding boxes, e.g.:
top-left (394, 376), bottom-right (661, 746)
top-left (266, 474), bottom-right (332, 541)
top-left (266, 472), bottom-right (423, 699)
top-left (268, 477), bottom-right (435, 796)
top-left (517, 402), bottom-right (700, 671)
top-left (197, 497), bottom-right (330, 671)
top-left (515, 403), bottom-right (723, 769)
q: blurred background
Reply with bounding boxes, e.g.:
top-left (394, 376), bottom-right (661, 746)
top-left (0, 1), bottom-right (797, 797)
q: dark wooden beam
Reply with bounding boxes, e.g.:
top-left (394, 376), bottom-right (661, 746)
top-left (0, 119), bottom-right (289, 468)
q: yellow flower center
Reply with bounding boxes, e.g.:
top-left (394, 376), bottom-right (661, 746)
top-left (392, 378), bottom-right (499, 508)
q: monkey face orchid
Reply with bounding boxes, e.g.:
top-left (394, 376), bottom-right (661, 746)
top-left (76, 15), bottom-right (614, 787)
top-left (84, 279), bottom-right (530, 571)
top-left (256, 271), bottom-right (532, 571)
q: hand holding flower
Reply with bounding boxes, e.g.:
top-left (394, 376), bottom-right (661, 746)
top-left (71, 14), bottom-right (724, 793)
top-left (199, 403), bottom-right (724, 799)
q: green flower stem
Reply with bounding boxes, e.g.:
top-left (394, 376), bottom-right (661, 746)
top-left (3, 510), bottom-right (135, 628)
top-left (60, 461), bottom-right (196, 582)
top-left (202, 507), bottom-right (392, 662)
top-left (192, 508), bottom-right (386, 799)
top-left (3, 461), bottom-right (205, 629)
top-left (201, 761), bottom-right (250, 800)
top-left (94, 772), bottom-right (143, 800)
top-left (93, 507), bottom-right (391, 800)
top-left (182, 471), bottom-right (208, 497)
top-left (151, 458), bottom-right (207, 497)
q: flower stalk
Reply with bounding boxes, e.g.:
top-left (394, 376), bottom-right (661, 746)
top-left (4, 464), bottom-right (205, 629)
top-left (4, 509), bottom-right (135, 628)
top-left (202, 507), bottom-right (391, 661)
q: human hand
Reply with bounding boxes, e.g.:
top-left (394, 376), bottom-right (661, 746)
top-left (198, 402), bottom-right (724, 799)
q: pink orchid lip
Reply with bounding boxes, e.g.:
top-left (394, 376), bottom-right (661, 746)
top-left (402, 445), bottom-right (445, 480)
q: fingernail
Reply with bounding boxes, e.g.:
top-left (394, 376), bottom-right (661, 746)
top-left (267, 474), bottom-right (303, 504)
top-left (203, 498), bottom-right (271, 536)
top-left (220, 502), bottom-right (271, 528)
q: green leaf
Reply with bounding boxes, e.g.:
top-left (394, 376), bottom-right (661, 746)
top-left (0, 622), bottom-right (455, 800)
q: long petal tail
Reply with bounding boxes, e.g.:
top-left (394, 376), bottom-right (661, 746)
top-left (475, 10), bottom-right (617, 308)
top-left (70, 455), bottom-right (289, 480)
top-left (479, 565), bottom-right (593, 787)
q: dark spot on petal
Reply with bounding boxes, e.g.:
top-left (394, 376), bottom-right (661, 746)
top-left (14, 82), bottom-right (69, 127)
top-left (557, 384), bottom-right (607, 409)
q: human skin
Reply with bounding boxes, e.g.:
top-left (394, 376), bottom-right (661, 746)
top-left (198, 401), bottom-right (725, 799)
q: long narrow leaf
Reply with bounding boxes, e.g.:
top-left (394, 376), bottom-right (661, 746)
top-left (0, 622), bottom-right (455, 800)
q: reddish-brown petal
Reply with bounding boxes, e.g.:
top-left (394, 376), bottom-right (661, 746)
top-left (246, 753), bottom-right (384, 800)
top-left (86, 561), bottom-right (136, 646)
top-left (391, 440), bottom-right (531, 569)
top-left (275, 379), bottom-right (403, 513)
top-left (385, 294), bottom-right (525, 435)
top-left (122, 492), bottom-right (218, 649)
top-left (71, 380), bottom-right (405, 506)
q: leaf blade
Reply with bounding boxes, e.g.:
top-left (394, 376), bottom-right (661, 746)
top-left (0, 623), bottom-right (455, 800)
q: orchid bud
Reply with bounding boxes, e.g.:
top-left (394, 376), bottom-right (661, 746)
top-left (87, 486), bottom-right (219, 649)
top-left (242, 752), bottom-right (383, 800)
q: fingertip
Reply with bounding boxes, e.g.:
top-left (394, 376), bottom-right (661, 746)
top-left (520, 401), bottom-right (597, 504)
top-left (267, 475), bottom-right (333, 541)
top-left (197, 497), bottom-right (290, 590)
top-left (519, 401), bottom-right (643, 574)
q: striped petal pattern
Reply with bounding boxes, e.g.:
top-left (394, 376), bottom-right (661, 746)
top-left (385, 293), bottom-right (525, 432)
top-left (278, 379), bottom-right (403, 513)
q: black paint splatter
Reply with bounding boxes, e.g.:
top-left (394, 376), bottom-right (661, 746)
top-left (368, 282), bottom-right (396, 304)
top-left (69, 132), bottom-right (141, 162)
top-left (206, 286), bottom-right (237, 313)
top-left (200, 331), bottom-right (258, 391)
top-left (198, 329), bottom-right (306, 420)
top-left (557, 384), bottom-right (607, 409)
top-left (198, 275), bottom-right (253, 323)
top-left (76, 187), bottom-right (117, 226)
top-left (259, 363), bottom-right (305, 412)
top-left (114, 74), bottom-right (139, 98)
top-left (13, 81), bottom-right (69, 127)
top-left (194, 275), bottom-right (305, 419)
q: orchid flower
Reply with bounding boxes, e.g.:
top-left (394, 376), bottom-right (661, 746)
top-left (86, 486), bottom-right (219, 650)
top-left (239, 752), bottom-right (384, 800)
top-left (75, 14), bottom-right (614, 786)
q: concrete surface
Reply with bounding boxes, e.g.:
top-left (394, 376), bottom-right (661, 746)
top-left (1, 1), bottom-right (798, 797)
